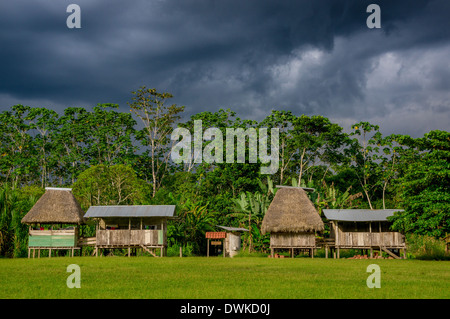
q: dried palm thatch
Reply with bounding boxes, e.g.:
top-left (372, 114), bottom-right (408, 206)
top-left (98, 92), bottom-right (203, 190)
top-left (21, 188), bottom-right (85, 225)
top-left (261, 187), bottom-right (324, 234)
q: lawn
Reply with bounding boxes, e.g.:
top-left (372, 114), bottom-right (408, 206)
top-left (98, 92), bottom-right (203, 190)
top-left (0, 257), bottom-right (449, 299)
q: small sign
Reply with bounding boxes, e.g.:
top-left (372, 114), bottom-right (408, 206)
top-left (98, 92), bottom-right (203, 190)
top-left (211, 241), bottom-right (222, 245)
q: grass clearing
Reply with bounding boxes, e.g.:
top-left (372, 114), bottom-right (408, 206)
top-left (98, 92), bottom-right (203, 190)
top-left (0, 257), bottom-right (449, 299)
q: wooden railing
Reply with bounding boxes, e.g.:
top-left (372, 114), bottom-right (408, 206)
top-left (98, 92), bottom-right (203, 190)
top-left (96, 229), bottom-right (164, 246)
top-left (336, 231), bottom-right (405, 248)
top-left (28, 229), bottom-right (77, 247)
top-left (270, 233), bottom-right (316, 248)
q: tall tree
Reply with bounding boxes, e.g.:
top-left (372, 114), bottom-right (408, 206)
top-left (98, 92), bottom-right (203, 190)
top-left (27, 107), bottom-right (59, 188)
top-left (128, 87), bottom-right (184, 197)
top-left (52, 107), bottom-right (89, 185)
top-left (259, 110), bottom-right (297, 185)
top-left (72, 164), bottom-right (150, 209)
top-left (390, 130), bottom-right (450, 238)
top-left (292, 115), bottom-right (347, 185)
top-left (0, 105), bottom-right (36, 186)
top-left (85, 104), bottom-right (137, 166)
top-left (346, 121), bottom-right (382, 209)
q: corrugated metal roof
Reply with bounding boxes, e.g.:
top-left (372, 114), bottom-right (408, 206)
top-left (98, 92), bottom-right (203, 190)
top-left (84, 205), bottom-right (176, 218)
top-left (45, 187), bottom-right (72, 191)
top-left (323, 209), bottom-right (404, 222)
top-left (276, 185), bottom-right (315, 192)
top-left (217, 225), bottom-right (249, 232)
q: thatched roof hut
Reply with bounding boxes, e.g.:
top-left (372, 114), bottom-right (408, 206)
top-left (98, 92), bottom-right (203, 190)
top-left (261, 186), bottom-right (324, 235)
top-left (21, 188), bottom-right (85, 225)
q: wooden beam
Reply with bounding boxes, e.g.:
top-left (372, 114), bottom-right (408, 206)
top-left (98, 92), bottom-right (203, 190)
top-left (381, 246), bottom-right (401, 259)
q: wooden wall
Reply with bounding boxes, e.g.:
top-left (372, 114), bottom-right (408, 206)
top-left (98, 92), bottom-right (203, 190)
top-left (28, 229), bottom-right (77, 247)
top-left (270, 232), bottom-right (316, 248)
top-left (332, 221), bottom-right (405, 248)
top-left (96, 229), bottom-right (164, 247)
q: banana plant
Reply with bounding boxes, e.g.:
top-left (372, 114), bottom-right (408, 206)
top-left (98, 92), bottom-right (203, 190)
top-left (317, 182), bottom-right (362, 211)
top-left (231, 176), bottom-right (276, 252)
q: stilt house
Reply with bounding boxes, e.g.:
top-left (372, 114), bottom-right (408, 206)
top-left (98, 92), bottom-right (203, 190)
top-left (84, 205), bottom-right (176, 257)
top-left (323, 209), bottom-right (406, 259)
top-left (21, 188), bottom-right (85, 258)
top-left (261, 186), bottom-right (324, 258)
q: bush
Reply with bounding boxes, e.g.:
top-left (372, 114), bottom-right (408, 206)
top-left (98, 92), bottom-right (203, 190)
top-left (166, 243), bottom-right (195, 257)
top-left (406, 234), bottom-right (449, 260)
top-left (234, 250), bottom-right (269, 258)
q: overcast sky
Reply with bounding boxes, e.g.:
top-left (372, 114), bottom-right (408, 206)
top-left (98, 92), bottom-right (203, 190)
top-left (0, 0), bottom-right (449, 137)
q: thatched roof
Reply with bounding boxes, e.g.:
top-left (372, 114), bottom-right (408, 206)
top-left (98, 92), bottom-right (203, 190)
top-left (261, 187), bottom-right (324, 234)
top-left (21, 188), bottom-right (85, 225)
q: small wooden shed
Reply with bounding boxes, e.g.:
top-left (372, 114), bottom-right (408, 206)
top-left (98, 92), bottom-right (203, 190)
top-left (84, 205), bottom-right (176, 257)
top-left (261, 186), bottom-right (324, 258)
top-left (323, 209), bottom-right (406, 259)
top-left (206, 225), bottom-right (248, 257)
top-left (21, 187), bottom-right (85, 258)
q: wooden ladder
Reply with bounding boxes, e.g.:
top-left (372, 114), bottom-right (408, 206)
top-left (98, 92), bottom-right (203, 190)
top-left (380, 246), bottom-right (401, 259)
top-left (140, 245), bottom-right (159, 257)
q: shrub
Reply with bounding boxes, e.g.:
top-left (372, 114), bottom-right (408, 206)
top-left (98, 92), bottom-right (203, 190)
top-left (166, 243), bottom-right (195, 257)
top-left (406, 234), bottom-right (449, 260)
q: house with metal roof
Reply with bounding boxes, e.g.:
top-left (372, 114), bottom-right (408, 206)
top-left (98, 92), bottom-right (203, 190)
top-left (322, 209), bottom-right (406, 259)
top-left (84, 205), bottom-right (176, 257)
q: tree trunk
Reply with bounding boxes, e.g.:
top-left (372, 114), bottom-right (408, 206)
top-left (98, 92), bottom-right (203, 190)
top-left (297, 148), bottom-right (306, 186)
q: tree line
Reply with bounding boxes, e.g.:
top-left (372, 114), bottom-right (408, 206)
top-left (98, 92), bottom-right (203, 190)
top-left (0, 87), bottom-right (448, 257)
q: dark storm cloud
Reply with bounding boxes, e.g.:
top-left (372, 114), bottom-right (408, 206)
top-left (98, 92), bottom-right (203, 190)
top-left (0, 0), bottom-right (449, 136)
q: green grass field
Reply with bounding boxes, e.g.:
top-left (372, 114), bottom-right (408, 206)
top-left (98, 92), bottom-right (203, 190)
top-left (0, 257), bottom-right (449, 299)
